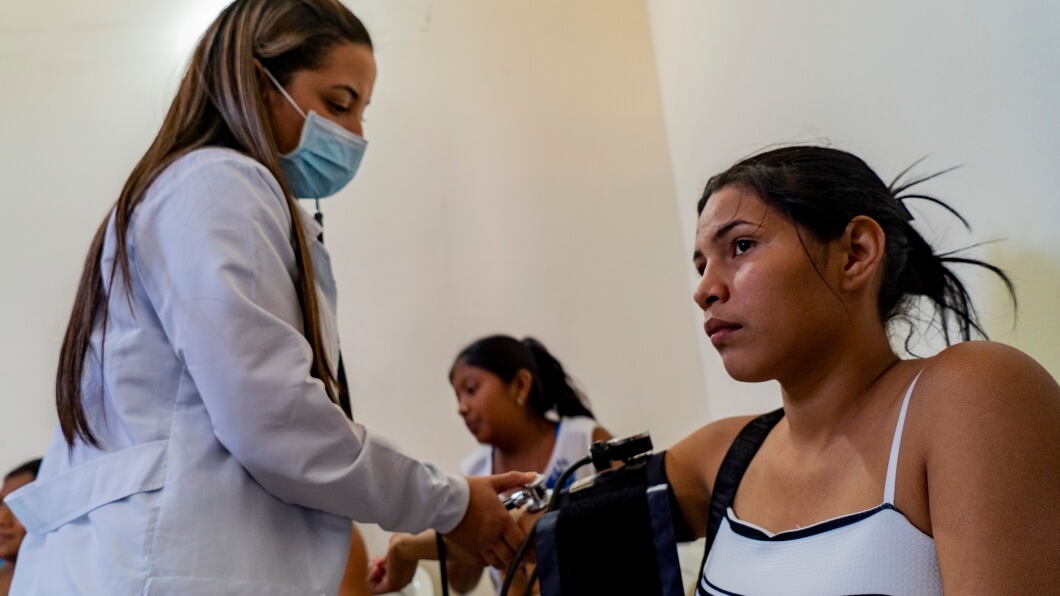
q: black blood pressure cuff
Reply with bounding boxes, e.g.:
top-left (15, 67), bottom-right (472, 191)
top-left (534, 452), bottom-right (685, 596)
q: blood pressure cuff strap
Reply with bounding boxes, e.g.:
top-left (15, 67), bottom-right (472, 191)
top-left (534, 452), bottom-right (684, 596)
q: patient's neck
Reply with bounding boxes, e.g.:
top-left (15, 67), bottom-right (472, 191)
top-left (494, 417), bottom-right (557, 474)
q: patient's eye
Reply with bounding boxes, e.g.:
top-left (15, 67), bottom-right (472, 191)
top-left (734, 238), bottom-right (755, 256)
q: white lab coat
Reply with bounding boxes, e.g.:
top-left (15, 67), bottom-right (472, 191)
top-left (5, 148), bottom-right (469, 595)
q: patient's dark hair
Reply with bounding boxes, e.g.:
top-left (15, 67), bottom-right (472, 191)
top-left (451, 335), bottom-right (594, 419)
top-left (698, 145), bottom-right (1015, 345)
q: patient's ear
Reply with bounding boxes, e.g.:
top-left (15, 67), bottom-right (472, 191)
top-left (837, 215), bottom-right (886, 293)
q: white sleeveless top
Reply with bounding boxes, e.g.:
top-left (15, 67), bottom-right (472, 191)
top-left (699, 374), bottom-right (942, 596)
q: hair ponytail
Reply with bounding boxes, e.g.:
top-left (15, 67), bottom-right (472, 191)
top-left (452, 335), bottom-right (595, 421)
top-left (882, 171), bottom-right (1016, 345)
top-left (520, 337), bottom-right (594, 419)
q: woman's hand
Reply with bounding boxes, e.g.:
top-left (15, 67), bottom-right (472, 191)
top-left (444, 471), bottom-right (537, 569)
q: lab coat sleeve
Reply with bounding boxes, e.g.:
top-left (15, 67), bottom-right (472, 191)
top-left (130, 151), bottom-right (469, 533)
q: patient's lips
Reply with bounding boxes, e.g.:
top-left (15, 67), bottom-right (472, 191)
top-left (704, 317), bottom-right (741, 346)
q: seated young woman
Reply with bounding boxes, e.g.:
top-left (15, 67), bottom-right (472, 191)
top-left (368, 335), bottom-right (611, 595)
top-left (666, 145), bottom-right (1060, 595)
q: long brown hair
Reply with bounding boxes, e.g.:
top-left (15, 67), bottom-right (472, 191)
top-left (57, 0), bottom-right (372, 448)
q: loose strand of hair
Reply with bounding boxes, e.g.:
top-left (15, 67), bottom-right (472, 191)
top-left (912, 253), bottom-right (1013, 345)
top-left (895, 193), bottom-right (971, 230)
top-left (889, 164), bottom-right (962, 197)
top-left (888, 155), bottom-right (931, 189)
top-left (889, 162), bottom-right (968, 230)
top-left (939, 253), bottom-right (1017, 336)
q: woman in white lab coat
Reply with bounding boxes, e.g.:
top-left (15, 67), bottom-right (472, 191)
top-left (4, 1), bottom-right (530, 594)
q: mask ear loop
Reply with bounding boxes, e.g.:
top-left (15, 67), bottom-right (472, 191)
top-left (259, 65), bottom-right (308, 119)
top-left (255, 62), bottom-right (325, 235)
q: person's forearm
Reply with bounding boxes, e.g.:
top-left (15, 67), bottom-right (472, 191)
top-left (391, 531), bottom-right (479, 564)
top-left (390, 531), bottom-right (438, 562)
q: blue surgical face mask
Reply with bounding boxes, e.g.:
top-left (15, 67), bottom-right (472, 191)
top-left (262, 68), bottom-right (368, 199)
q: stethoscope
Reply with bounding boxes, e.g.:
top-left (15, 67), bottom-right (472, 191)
top-left (310, 198), bottom-right (353, 420)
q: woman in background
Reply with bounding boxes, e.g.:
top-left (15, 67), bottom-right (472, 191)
top-left (369, 335), bottom-right (612, 594)
top-left (3, 2), bottom-right (529, 594)
top-left (0, 460), bottom-right (40, 596)
top-left (666, 145), bottom-right (1060, 594)
top-left (452, 336), bottom-right (611, 494)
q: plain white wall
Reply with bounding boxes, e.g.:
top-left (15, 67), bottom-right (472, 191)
top-left (646, 0), bottom-right (1060, 420)
top-left (0, 0), bottom-right (709, 553)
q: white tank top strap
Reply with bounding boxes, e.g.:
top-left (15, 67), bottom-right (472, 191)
top-left (884, 369), bottom-right (925, 505)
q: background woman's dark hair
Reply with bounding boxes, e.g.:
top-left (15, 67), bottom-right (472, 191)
top-left (697, 145), bottom-right (1015, 347)
top-left (6, 458), bottom-right (42, 481)
top-left (56, 0), bottom-right (372, 448)
top-left (451, 335), bottom-right (595, 420)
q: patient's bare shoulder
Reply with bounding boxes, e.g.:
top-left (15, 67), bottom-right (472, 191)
top-left (666, 414), bottom-right (763, 537)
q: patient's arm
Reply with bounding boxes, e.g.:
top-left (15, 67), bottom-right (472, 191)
top-left (368, 530), bottom-right (480, 594)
